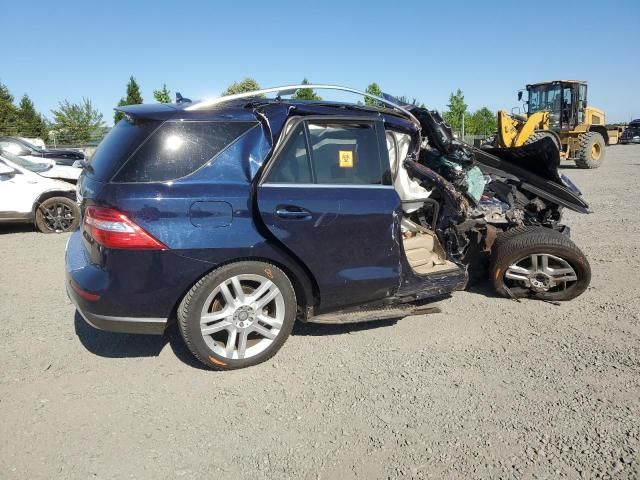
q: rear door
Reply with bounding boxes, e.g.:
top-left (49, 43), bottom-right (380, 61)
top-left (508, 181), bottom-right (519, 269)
top-left (257, 117), bottom-right (401, 310)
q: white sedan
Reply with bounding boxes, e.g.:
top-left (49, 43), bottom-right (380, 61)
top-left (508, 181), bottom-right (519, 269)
top-left (0, 150), bottom-right (82, 182)
top-left (0, 154), bottom-right (80, 233)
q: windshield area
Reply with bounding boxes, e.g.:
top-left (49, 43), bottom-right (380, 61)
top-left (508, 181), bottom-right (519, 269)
top-left (0, 151), bottom-right (50, 173)
top-left (528, 85), bottom-right (562, 115)
top-left (19, 138), bottom-right (42, 152)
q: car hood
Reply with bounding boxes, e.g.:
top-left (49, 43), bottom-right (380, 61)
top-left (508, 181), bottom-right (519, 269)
top-left (409, 107), bottom-right (590, 214)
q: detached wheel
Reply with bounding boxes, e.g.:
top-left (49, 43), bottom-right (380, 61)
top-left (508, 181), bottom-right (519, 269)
top-left (35, 196), bottom-right (80, 233)
top-left (490, 227), bottom-right (590, 301)
top-left (575, 132), bottom-right (605, 169)
top-left (178, 261), bottom-right (296, 370)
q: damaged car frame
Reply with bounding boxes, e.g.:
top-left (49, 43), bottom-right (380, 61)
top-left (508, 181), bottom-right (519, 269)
top-left (66, 84), bottom-right (591, 370)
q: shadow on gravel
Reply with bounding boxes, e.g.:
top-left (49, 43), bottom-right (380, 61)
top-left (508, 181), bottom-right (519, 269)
top-left (292, 318), bottom-right (399, 337)
top-left (73, 312), bottom-right (208, 370)
top-left (0, 224), bottom-right (35, 234)
top-left (465, 281), bottom-right (500, 298)
top-left (558, 163), bottom-right (583, 170)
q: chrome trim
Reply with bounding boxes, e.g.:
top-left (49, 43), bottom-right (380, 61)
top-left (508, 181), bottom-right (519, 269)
top-left (186, 84), bottom-right (419, 126)
top-left (261, 183), bottom-right (393, 189)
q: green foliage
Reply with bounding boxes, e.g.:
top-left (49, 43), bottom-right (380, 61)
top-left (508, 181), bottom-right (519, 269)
top-left (114, 76), bottom-right (144, 124)
top-left (441, 89), bottom-right (496, 136)
top-left (442, 89), bottom-right (468, 132)
top-left (396, 95), bottom-right (426, 109)
top-left (0, 82), bottom-right (20, 135)
top-left (51, 98), bottom-right (106, 144)
top-left (153, 84), bottom-right (172, 103)
top-left (17, 95), bottom-right (48, 138)
top-left (468, 107), bottom-right (496, 135)
top-left (222, 78), bottom-right (261, 96)
top-left (364, 82), bottom-right (382, 106)
top-left (0, 83), bottom-right (49, 139)
top-left (292, 78), bottom-right (322, 101)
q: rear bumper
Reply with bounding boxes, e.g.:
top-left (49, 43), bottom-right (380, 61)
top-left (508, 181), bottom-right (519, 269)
top-left (71, 301), bottom-right (167, 334)
top-left (65, 230), bottom-right (168, 335)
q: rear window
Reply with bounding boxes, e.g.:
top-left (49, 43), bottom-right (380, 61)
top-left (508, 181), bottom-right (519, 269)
top-left (87, 118), bottom-right (160, 182)
top-left (113, 121), bottom-right (256, 182)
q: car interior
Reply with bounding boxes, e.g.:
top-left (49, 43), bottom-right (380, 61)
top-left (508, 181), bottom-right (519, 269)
top-left (385, 129), bottom-right (458, 275)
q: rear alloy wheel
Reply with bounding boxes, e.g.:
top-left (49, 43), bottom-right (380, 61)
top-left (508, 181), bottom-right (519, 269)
top-left (575, 131), bottom-right (605, 169)
top-left (490, 227), bottom-right (591, 301)
top-left (178, 261), bottom-right (296, 370)
top-left (35, 196), bottom-right (80, 233)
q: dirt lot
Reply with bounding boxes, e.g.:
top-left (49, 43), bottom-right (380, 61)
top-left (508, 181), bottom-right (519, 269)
top-left (1, 145), bottom-right (639, 479)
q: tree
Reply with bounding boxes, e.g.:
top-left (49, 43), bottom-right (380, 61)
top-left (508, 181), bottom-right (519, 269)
top-left (292, 78), bottom-right (322, 101)
top-left (17, 95), bottom-right (48, 138)
top-left (443, 89), bottom-right (468, 134)
top-left (0, 82), bottom-right (19, 136)
top-left (364, 82), bottom-right (382, 106)
top-left (222, 78), bottom-right (261, 96)
top-left (153, 83), bottom-right (172, 103)
top-left (51, 98), bottom-right (105, 144)
top-left (470, 107), bottom-right (496, 136)
top-left (114, 76), bottom-right (144, 124)
top-left (397, 95), bottom-right (426, 109)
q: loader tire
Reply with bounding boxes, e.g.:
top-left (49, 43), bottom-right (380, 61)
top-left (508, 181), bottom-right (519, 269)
top-left (575, 132), bottom-right (605, 169)
top-left (524, 131), bottom-right (560, 150)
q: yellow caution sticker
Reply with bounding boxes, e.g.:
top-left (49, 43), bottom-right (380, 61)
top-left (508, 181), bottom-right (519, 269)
top-left (339, 150), bottom-right (354, 168)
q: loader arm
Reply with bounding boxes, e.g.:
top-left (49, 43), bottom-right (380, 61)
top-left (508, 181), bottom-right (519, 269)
top-left (496, 110), bottom-right (549, 147)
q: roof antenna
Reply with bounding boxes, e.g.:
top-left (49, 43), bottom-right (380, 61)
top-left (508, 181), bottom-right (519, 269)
top-left (176, 92), bottom-right (191, 104)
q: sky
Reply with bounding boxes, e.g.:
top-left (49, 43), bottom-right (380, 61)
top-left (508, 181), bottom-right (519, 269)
top-left (2, 0), bottom-right (639, 125)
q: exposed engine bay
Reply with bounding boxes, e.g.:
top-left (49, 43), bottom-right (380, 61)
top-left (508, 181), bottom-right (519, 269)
top-left (387, 107), bottom-right (590, 281)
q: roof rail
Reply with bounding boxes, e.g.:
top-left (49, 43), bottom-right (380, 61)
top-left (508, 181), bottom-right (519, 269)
top-left (185, 84), bottom-right (419, 125)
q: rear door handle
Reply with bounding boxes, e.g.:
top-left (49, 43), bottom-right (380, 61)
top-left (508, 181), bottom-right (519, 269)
top-left (275, 205), bottom-right (312, 220)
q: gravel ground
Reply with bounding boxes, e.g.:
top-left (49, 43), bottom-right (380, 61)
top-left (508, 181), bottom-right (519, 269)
top-left (1, 145), bottom-right (639, 479)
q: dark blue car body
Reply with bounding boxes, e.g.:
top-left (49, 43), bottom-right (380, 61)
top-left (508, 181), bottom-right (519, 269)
top-left (66, 99), bottom-right (466, 334)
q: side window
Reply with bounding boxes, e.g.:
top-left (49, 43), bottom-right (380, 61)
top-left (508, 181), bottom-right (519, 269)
top-left (266, 124), bottom-right (312, 183)
top-left (114, 121), bottom-right (256, 183)
top-left (307, 121), bottom-right (382, 185)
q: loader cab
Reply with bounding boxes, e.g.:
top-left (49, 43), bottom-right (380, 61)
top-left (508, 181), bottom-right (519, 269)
top-left (526, 81), bottom-right (587, 132)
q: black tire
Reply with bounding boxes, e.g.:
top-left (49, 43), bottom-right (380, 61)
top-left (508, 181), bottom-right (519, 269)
top-left (490, 227), bottom-right (591, 301)
top-left (34, 196), bottom-right (80, 233)
top-left (575, 132), bottom-right (605, 169)
top-left (178, 261), bottom-right (296, 370)
top-left (524, 131), bottom-right (561, 150)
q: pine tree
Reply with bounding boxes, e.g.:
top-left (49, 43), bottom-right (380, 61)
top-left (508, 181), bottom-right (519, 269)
top-left (114, 76), bottom-right (144, 124)
top-left (443, 89), bottom-right (468, 133)
top-left (292, 79), bottom-right (322, 101)
top-left (364, 82), bottom-right (382, 106)
top-left (0, 82), bottom-right (19, 136)
top-left (17, 95), bottom-right (48, 138)
top-left (153, 84), bottom-right (172, 103)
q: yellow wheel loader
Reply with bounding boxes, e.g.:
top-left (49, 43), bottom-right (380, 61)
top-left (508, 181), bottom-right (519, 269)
top-left (494, 80), bottom-right (618, 169)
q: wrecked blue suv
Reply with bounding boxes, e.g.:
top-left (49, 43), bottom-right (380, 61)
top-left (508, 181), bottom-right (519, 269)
top-left (66, 85), bottom-right (592, 369)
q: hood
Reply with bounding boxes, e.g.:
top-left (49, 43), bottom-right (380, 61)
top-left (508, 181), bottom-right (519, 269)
top-left (409, 107), bottom-right (590, 214)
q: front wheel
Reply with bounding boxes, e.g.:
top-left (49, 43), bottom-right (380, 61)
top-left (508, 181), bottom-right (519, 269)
top-left (35, 196), bottom-right (80, 233)
top-left (178, 261), bottom-right (297, 370)
top-left (575, 132), bottom-right (605, 169)
top-left (490, 227), bottom-right (591, 301)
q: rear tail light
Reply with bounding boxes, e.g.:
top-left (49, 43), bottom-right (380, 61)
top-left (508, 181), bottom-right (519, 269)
top-left (83, 206), bottom-right (167, 250)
